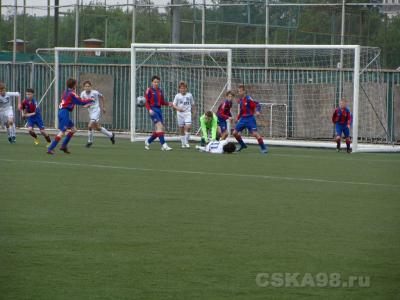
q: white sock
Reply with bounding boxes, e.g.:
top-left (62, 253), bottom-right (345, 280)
top-left (11, 124), bottom-right (16, 137)
top-left (181, 136), bottom-right (185, 146)
top-left (88, 130), bottom-right (94, 143)
top-left (100, 127), bottom-right (113, 138)
top-left (184, 132), bottom-right (190, 144)
top-left (7, 126), bottom-right (12, 137)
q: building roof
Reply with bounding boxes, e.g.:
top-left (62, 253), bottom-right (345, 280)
top-left (83, 38), bottom-right (104, 43)
top-left (7, 39), bottom-right (27, 44)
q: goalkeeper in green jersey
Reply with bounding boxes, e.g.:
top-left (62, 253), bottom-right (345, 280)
top-left (199, 111), bottom-right (218, 146)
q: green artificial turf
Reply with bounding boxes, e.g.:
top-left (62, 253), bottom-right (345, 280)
top-left (0, 134), bottom-right (399, 300)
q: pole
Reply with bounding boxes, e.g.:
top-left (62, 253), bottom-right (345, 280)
top-left (339, 0), bottom-right (345, 100)
top-left (0, 1), bottom-right (2, 50)
top-left (54, 0), bottom-right (59, 47)
top-left (201, 0), bottom-right (205, 44)
top-left (12, 0), bottom-right (17, 93)
top-left (130, 44), bottom-right (136, 142)
top-left (47, 0), bottom-right (50, 47)
top-left (75, 0), bottom-right (79, 63)
top-left (265, 0), bottom-right (269, 67)
top-left (171, 0), bottom-right (181, 44)
top-left (132, 0), bottom-right (136, 43)
top-left (352, 45), bottom-right (360, 152)
top-left (13, 0), bottom-right (17, 64)
top-left (105, 0), bottom-right (108, 47)
top-left (54, 49), bottom-right (59, 129)
top-left (23, 0), bottom-right (26, 53)
top-left (192, 0), bottom-right (196, 43)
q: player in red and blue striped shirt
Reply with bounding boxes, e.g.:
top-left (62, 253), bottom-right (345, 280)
top-left (47, 78), bottom-right (94, 154)
top-left (144, 75), bottom-right (173, 151)
top-left (217, 90), bottom-right (234, 140)
top-left (332, 98), bottom-right (352, 153)
top-left (21, 88), bottom-right (51, 146)
top-left (233, 84), bottom-right (267, 154)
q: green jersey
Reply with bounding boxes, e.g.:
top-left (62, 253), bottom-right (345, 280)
top-left (199, 113), bottom-right (218, 140)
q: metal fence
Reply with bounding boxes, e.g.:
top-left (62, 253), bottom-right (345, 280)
top-left (0, 61), bottom-right (399, 142)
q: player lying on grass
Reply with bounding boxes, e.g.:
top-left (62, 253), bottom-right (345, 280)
top-left (332, 97), bottom-right (352, 153)
top-left (217, 90), bottom-right (234, 140)
top-left (0, 82), bottom-right (20, 143)
top-left (21, 88), bottom-right (51, 146)
top-left (80, 80), bottom-right (115, 148)
top-left (232, 84), bottom-right (268, 154)
top-left (172, 81), bottom-right (196, 148)
top-left (144, 75), bottom-right (173, 151)
top-left (195, 139), bottom-right (236, 154)
top-left (47, 78), bottom-right (94, 155)
top-left (199, 110), bottom-right (218, 146)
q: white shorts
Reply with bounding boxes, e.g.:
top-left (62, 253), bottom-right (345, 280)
top-left (0, 107), bottom-right (14, 125)
top-left (177, 112), bottom-right (192, 127)
top-left (89, 107), bottom-right (101, 122)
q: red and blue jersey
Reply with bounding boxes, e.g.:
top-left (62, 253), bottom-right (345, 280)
top-left (217, 99), bottom-right (233, 120)
top-left (22, 98), bottom-right (41, 115)
top-left (145, 87), bottom-right (168, 111)
top-left (237, 95), bottom-right (261, 120)
top-left (59, 88), bottom-right (93, 111)
top-left (332, 107), bottom-right (352, 126)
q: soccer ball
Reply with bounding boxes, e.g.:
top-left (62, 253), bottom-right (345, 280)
top-left (136, 96), bottom-right (146, 107)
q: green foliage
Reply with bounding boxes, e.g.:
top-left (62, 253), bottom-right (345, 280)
top-left (0, 3), bottom-right (399, 68)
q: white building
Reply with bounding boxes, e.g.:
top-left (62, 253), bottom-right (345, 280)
top-left (381, 0), bottom-right (400, 18)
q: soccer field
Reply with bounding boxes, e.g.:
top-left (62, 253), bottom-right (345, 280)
top-left (1, 134), bottom-right (399, 300)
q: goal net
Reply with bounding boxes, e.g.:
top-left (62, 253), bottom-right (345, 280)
top-left (41, 44), bottom-right (398, 153)
top-left (131, 45), bottom-right (231, 142)
top-left (131, 43), bottom-right (398, 153)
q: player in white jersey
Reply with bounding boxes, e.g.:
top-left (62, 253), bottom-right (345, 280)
top-left (80, 81), bottom-right (115, 147)
top-left (172, 81), bottom-right (196, 148)
top-left (195, 139), bottom-right (236, 154)
top-left (0, 82), bottom-right (20, 143)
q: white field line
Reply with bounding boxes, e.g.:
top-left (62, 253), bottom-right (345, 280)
top-left (0, 158), bottom-right (399, 189)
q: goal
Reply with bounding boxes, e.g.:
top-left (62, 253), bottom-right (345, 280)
top-left (41, 44), bottom-right (398, 153)
top-left (131, 43), bottom-right (399, 153)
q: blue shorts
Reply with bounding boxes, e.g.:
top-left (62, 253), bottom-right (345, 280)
top-left (58, 109), bottom-right (74, 132)
top-left (27, 115), bottom-right (45, 129)
top-left (235, 116), bottom-right (257, 133)
top-left (149, 108), bottom-right (163, 124)
top-left (335, 124), bottom-right (350, 138)
top-left (218, 117), bottom-right (228, 133)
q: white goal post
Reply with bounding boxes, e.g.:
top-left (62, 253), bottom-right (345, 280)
top-left (130, 44), bottom-right (232, 143)
top-left (47, 45), bottom-right (399, 153)
top-left (131, 43), bottom-right (399, 153)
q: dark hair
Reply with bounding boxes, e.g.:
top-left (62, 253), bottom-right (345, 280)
top-left (226, 90), bottom-right (234, 97)
top-left (83, 80), bottom-right (92, 86)
top-left (178, 81), bottom-right (187, 88)
top-left (223, 142), bottom-right (236, 154)
top-left (151, 75), bottom-right (160, 82)
top-left (205, 111), bottom-right (213, 118)
top-left (238, 84), bottom-right (246, 91)
top-left (66, 78), bottom-right (77, 89)
top-left (26, 88), bottom-right (34, 93)
top-left (0, 83), bottom-right (5, 89)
